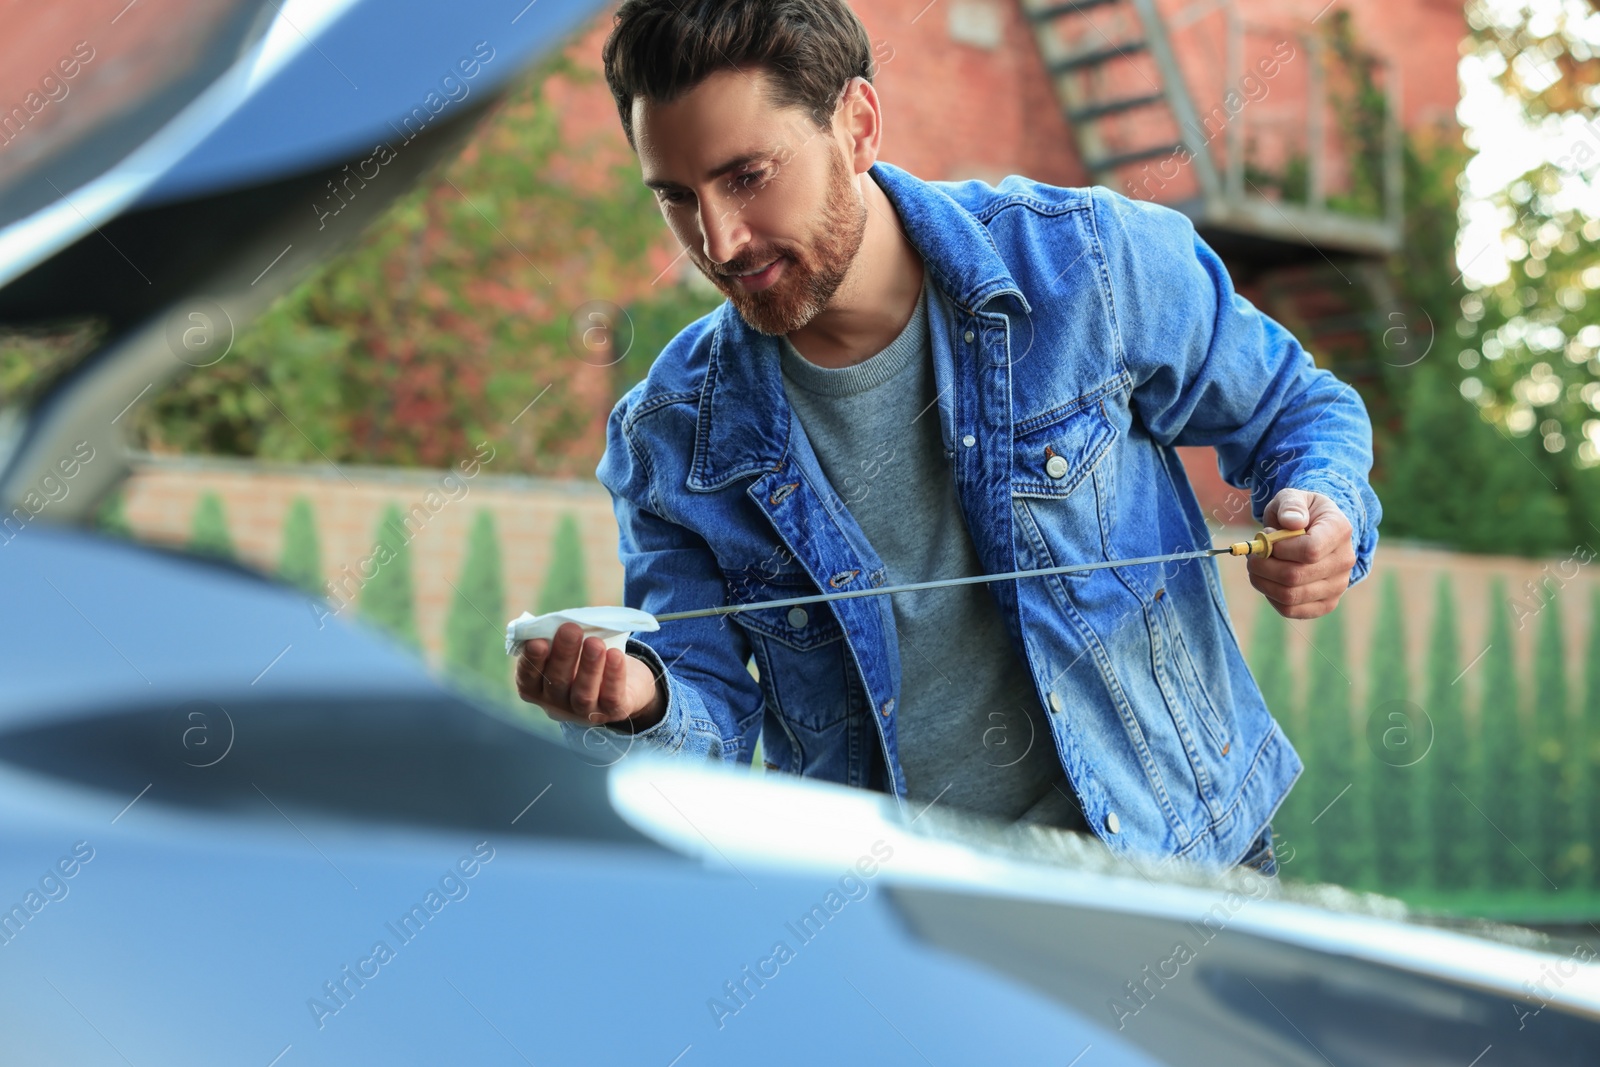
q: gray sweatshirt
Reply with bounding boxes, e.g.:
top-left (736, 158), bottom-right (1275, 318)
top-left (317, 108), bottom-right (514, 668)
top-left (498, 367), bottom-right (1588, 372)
top-left (778, 268), bottom-right (1088, 833)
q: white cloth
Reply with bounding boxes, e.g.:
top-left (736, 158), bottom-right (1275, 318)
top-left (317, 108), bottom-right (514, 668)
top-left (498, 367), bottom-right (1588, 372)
top-left (504, 606), bottom-right (659, 656)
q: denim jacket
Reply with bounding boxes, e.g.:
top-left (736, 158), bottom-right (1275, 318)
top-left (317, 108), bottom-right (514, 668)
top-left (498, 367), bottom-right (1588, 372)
top-left (562, 159), bottom-right (1380, 871)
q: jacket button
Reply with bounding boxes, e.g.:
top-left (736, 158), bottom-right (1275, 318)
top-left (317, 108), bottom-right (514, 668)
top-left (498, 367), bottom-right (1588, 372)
top-left (1045, 455), bottom-right (1069, 479)
top-left (880, 698), bottom-right (895, 717)
top-left (1048, 690), bottom-right (1062, 713)
top-left (964, 329), bottom-right (975, 343)
top-left (787, 607), bottom-right (808, 628)
top-left (1105, 811), bottom-right (1121, 834)
top-left (962, 434), bottom-right (976, 447)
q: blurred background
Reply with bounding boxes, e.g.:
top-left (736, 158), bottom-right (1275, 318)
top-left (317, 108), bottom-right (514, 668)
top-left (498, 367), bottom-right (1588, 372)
top-left (5, 0), bottom-right (1599, 928)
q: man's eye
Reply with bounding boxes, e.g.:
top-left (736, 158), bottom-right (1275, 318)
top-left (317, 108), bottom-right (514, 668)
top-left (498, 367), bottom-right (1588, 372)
top-left (658, 170), bottom-right (766, 205)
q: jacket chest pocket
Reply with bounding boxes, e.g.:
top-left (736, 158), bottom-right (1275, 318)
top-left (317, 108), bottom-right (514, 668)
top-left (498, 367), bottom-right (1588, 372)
top-left (718, 566), bottom-right (852, 730)
top-left (1010, 381), bottom-right (1121, 572)
top-left (1011, 386), bottom-right (1119, 500)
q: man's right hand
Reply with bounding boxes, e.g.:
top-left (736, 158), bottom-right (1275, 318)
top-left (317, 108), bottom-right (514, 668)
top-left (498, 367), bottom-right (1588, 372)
top-left (515, 621), bottom-right (666, 732)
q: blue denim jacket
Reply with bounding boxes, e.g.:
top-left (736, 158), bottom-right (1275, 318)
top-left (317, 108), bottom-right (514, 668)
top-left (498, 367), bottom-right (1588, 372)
top-left (562, 159), bottom-right (1379, 871)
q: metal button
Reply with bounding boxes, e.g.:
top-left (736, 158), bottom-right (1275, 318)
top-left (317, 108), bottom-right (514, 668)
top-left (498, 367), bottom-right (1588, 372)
top-left (963, 329), bottom-right (975, 343)
top-left (1048, 690), bottom-right (1062, 713)
top-left (1105, 811), bottom-right (1121, 834)
top-left (1153, 588), bottom-right (1165, 601)
top-left (880, 698), bottom-right (895, 718)
top-left (961, 433), bottom-right (976, 448)
top-left (1045, 454), bottom-right (1069, 479)
top-left (786, 607), bottom-right (808, 628)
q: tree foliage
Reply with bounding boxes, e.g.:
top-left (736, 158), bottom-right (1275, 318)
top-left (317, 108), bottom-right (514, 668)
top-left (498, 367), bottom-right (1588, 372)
top-left (1366, 572), bottom-right (1425, 889)
top-left (188, 492), bottom-right (234, 559)
top-left (360, 503), bottom-right (421, 650)
top-left (445, 509), bottom-right (510, 701)
top-left (1425, 574), bottom-right (1477, 890)
top-left (536, 512), bottom-right (590, 614)
top-left (277, 496), bottom-right (323, 595)
top-left (131, 44), bottom-right (722, 478)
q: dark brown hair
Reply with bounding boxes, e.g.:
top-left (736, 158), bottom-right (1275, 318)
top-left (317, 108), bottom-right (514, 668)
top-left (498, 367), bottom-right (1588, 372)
top-left (602, 0), bottom-right (877, 152)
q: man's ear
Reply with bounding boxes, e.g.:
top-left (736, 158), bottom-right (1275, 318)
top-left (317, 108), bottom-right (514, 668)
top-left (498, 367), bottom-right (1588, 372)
top-left (838, 77), bottom-right (883, 176)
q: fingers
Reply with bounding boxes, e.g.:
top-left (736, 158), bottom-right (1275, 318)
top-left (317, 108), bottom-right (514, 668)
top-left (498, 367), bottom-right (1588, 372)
top-left (1249, 490), bottom-right (1356, 619)
top-left (1251, 495), bottom-right (1353, 574)
top-left (515, 639), bottom-right (548, 704)
top-left (598, 648), bottom-right (633, 719)
top-left (1249, 568), bottom-right (1351, 617)
top-left (516, 624), bottom-right (612, 725)
top-left (1261, 594), bottom-right (1343, 620)
top-left (1264, 487), bottom-right (1312, 531)
top-left (1248, 524), bottom-right (1353, 582)
top-left (541, 622), bottom-right (584, 709)
top-left (568, 639), bottom-right (609, 721)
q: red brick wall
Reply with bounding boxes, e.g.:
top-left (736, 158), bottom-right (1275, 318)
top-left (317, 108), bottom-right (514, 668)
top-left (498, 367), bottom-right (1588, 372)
top-left (120, 454), bottom-right (1599, 724)
top-left (552, 0), bottom-right (1464, 266)
top-left (120, 453), bottom-right (624, 665)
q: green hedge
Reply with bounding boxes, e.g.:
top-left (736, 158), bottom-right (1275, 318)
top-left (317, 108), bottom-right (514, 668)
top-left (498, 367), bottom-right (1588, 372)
top-left (1261, 572), bottom-right (1600, 918)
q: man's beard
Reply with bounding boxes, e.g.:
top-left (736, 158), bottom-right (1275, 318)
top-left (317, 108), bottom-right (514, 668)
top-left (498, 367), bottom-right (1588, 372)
top-left (701, 147), bottom-right (867, 337)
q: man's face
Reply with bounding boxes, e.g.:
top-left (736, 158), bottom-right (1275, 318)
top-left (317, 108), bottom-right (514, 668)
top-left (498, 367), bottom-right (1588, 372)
top-left (635, 69), bottom-right (868, 336)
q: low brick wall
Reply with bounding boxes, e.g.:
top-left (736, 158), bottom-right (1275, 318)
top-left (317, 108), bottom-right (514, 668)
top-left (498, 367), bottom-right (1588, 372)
top-left (119, 453), bottom-right (1600, 714)
top-left (120, 452), bottom-right (624, 665)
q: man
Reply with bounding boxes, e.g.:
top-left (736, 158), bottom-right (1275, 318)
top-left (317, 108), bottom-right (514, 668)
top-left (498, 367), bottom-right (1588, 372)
top-left (516, 0), bottom-right (1379, 875)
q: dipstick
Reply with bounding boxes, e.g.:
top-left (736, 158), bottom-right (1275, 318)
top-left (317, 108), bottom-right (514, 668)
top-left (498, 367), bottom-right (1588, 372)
top-left (654, 528), bottom-right (1306, 623)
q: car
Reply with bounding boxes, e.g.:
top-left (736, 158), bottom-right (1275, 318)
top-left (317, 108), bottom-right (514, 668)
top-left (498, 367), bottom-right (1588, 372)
top-left (2, 2), bottom-right (1597, 1063)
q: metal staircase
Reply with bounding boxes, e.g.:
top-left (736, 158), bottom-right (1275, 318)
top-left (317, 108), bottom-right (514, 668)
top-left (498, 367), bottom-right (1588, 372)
top-left (1020, 0), bottom-right (1403, 261)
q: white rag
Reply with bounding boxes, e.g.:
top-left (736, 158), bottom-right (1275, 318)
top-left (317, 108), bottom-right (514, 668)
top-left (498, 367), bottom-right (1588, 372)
top-left (504, 606), bottom-right (660, 656)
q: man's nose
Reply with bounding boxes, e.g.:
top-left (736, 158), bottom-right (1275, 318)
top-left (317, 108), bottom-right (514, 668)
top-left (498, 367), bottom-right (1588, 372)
top-left (699, 196), bottom-right (749, 267)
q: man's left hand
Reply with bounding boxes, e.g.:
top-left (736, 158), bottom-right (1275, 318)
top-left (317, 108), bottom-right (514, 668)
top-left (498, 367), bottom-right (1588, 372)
top-left (1248, 488), bottom-right (1356, 620)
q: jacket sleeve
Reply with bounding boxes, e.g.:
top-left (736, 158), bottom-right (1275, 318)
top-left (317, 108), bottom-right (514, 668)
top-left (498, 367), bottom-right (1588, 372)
top-left (558, 390), bottom-right (765, 764)
top-left (1089, 186), bottom-right (1381, 587)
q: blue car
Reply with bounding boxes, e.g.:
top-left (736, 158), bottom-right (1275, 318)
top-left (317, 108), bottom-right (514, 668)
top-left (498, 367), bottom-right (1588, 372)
top-left (1, 2), bottom-right (1596, 1063)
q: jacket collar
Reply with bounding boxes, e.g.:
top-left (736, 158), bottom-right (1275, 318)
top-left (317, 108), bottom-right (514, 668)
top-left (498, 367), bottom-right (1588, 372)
top-left (687, 159), bottom-right (1031, 491)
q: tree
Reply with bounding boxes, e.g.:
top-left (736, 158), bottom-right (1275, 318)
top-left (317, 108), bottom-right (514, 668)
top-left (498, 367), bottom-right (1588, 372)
top-left (360, 503), bottom-right (421, 650)
top-left (1531, 594), bottom-right (1572, 885)
top-left (445, 510), bottom-right (509, 701)
top-left (1302, 609), bottom-right (1370, 887)
top-left (1365, 572), bottom-right (1424, 891)
top-left (1250, 606), bottom-right (1312, 873)
top-left (537, 512), bottom-right (590, 614)
top-left (1444, 1), bottom-right (1600, 546)
top-left (277, 496), bottom-right (323, 595)
top-left (1478, 579), bottom-right (1536, 890)
top-left (95, 491), bottom-right (132, 538)
top-left (1377, 363), bottom-right (1570, 555)
top-left (1574, 587), bottom-right (1600, 891)
top-left (1367, 0), bottom-right (1600, 558)
top-left (188, 492), bottom-right (234, 559)
top-left (1425, 575), bottom-right (1478, 891)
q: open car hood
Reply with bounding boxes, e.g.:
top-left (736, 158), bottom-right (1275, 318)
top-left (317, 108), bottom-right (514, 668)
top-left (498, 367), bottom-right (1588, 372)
top-left (0, 0), bottom-right (607, 518)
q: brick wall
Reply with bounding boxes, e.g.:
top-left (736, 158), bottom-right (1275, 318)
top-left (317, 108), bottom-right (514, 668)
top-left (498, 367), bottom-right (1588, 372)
top-left (120, 454), bottom-right (1599, 721)
top-left (120, 453), bottom-right (624, 665)
top-left (555, 0), bottom-right (1465, 269)
top-left (824, 0), bottom-right (1460, 190)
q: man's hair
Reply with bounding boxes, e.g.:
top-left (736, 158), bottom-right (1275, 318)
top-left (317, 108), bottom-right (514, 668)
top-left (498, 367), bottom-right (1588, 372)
top-left (602, 0), bottom-right (877, 152)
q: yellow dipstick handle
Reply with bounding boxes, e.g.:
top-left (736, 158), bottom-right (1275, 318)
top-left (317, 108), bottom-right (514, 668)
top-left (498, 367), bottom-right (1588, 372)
top-left (1227, 528), bottom-right (1307, 558)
